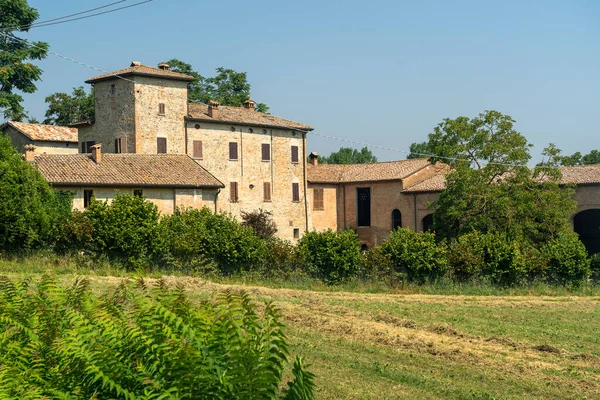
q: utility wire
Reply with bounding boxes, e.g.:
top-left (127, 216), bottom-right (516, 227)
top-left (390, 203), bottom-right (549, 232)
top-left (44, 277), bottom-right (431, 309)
top-left (1, 32), bottom-right (560, 170)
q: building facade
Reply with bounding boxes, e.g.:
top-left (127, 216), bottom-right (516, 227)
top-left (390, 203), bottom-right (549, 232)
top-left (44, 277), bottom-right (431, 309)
top-left (2, 121), bottom-right (79, 155)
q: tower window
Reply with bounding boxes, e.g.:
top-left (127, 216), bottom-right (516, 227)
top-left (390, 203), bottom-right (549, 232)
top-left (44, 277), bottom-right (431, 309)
top-left (229, 142), bottom-right (238, 160)
top-left (291, 146), bottom-right (299, 163)
top-left (292, 183), bottom-right (300, 202)
top-left (261, 143), bottom-right (271, 161)
top-left (158, 103), bottom-right (165, 115)
top-left (157, 138), bottom-right (167, 154)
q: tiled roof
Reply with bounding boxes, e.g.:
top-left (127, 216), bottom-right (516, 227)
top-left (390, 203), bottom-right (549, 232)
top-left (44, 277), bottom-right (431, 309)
top-left (6, 121), bottom-right (78, 143)
top-left (307, 159), bottom-right (431, 183)
top-left (35, 154), bottom-right (224, 188)
top-left (559, 165), bottom-right (600, 185)
top-left (86, 63), bottom-right (194, 83)
top-left (187, 103), bottom-right (312, 131)
top-left (402, 174), bottom-right (448, 193)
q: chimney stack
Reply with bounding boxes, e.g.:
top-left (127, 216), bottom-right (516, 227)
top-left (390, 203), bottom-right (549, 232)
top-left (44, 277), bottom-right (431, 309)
top-left (243, 99), bottom-right (256, 111)
top-left (24, 144), bottom-right (36, 162)
top-left (309, 152), bottom-right (319, 166)
top-left (208, 100), bottom-right (220, 118)
top-left (90, 143), bottom-right (102, 164)
top-left (158, 62), bottom-right (170, 71)
top-left (130, 61), bottom-right (141, 67)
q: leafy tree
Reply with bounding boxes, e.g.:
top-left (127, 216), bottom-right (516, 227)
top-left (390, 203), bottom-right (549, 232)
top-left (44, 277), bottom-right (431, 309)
top-left (407, 141), bottom-right (431, 159)
top-left (0, 135), bottom-right (70, 252)
top-left (427, 110), bottom-right (577, 245)
top-left (43, 86), bottom-right (94, 125)
top-left (0, 0), bottom-right (48, 121)
top-left (241, 208), bottom-right (278, 239)
top-left (166, 59), bottom-right (270, 113)
top-left (560, 149), bottom-right (600, 166)
top-left (320, 146), bottom-right (377, 164)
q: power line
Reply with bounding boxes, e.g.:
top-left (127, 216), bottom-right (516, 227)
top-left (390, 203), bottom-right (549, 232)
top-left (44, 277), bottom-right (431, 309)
top-left (2, 32), bottom-right (559, 170)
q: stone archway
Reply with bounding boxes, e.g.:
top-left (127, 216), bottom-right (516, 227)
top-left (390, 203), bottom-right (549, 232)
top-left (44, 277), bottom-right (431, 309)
top-left (574, 209), bottom-right (600, 254)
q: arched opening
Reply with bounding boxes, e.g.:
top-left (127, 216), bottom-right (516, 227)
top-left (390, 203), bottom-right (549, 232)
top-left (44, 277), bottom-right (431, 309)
top-left (574, 209), bottom-right (600, 254)
top-left (422, 214), bottom-right (434, 232)
top-left (392, 209), bottom-right (402, 230)
top-left (360, 243), bottom-right (369, 252)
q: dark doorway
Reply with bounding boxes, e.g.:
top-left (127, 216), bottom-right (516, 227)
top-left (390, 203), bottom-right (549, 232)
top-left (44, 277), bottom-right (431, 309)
top-left (422, 214), bottom-right (434, 232)
top-left (392, 209), bottom-right (402, 230)
top-left (574, 209), bottom-right (600, 254)
top-left (357, 188), bottom-right (371, 226)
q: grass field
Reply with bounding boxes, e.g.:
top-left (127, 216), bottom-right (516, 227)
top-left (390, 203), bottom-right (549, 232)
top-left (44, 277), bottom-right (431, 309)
top-left (1, 261), bottom-right (599, 399)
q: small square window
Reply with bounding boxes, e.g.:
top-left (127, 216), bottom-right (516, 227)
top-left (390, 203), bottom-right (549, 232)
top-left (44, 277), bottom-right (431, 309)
top-left (157, 138), bottom-right (167, 154)
top-left (83, 189), bottom-right (94, 208)
top-left (133, 190), bottom-right (143, 198)
top-left (293, 228), bottom-right (300, 239)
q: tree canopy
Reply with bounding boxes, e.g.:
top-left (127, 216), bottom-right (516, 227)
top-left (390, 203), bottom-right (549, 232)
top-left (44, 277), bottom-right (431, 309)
top-left (407, 141), bottom-right (431, 159)
top-left (43, 86), bottom-right (94, 125)
top-left (559, 150), bottom-right (600, 166)
top-left (0, 0), bottom-right (48, 121)
top-left (427, 110), bottom-right (576, 245)
top-left (319, 147), bottom-right (378, 164)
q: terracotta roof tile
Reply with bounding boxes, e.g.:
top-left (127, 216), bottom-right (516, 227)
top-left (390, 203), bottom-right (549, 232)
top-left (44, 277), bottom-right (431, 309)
top-left (402, 174), bottom-right (448, 193)
top-left (86, 63), bottom-right (194, 83)
top-left (559, 165), bottom-right (600, 185)
top-left (307, 159), bottom-right (431, 183)
top-left (35, 154), bottom-right (224, 188)
top-left (188, 103), bottom-right (312, 131)
top-left (7, 121), bottom-right (78, 143)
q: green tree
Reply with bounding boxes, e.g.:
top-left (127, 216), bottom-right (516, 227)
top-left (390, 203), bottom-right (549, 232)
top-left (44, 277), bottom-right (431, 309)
top-left (43, 86), bottom-right (94, 125)
top-left (0, 135), bottom-right (70, 252)
top-left (0, 0), bottom-right (48, 121)
top-left (427, 110), bottom-right (577, 245)
top-left (320, 146), bottom-right (377, 164)
top-left (559, 149), bottom-right (600, 166)
top-left (407, 141), bottom-right (431, 159)
top-left (166, 59), bottom-right (270, 113)
top-left (582, 150), bottom-right (600, 165)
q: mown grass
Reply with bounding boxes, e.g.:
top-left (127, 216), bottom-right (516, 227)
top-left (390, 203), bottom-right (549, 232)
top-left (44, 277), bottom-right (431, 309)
top-left (2, 256), bottom-right (600, 399)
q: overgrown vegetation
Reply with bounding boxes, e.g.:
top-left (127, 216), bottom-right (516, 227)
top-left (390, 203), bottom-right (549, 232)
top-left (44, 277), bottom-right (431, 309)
top-left (0, 275), bottom-right (315, 399)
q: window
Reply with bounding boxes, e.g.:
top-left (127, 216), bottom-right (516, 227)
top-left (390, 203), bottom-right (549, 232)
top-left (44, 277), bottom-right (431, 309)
top-left (263, 182), bottom-right (271, 202)
top-left (313, 188), bottom-right (324, 210)
top-left (357, 188), bottom-right (371, 226)
top-left (291, 146), bottom-right (299, 163)
top-left (292, 183), bottom-right (300, 202)
top-left (158, 103), bottom-right (165, 115)
top-left (230, 182), bottom-right (239, 202)
top-left (83, 189), bottom-right (94, 208)
top-left (114, 138), bottom-right (127, 153)
top-left (248, 128), bottom-right (254, 133)
top-left (293, 228), bottom-right (300, 239)
top-left (422, 214), bottom-right (434, 232)
top-left (133, 190), bottom-right (143, 198)
top-left (110, 84), bottom-right (115, 95)
top-left (392, 209), bottom-right (402, 230)
top-left (229, 142), bottom-right (238, 160)
top-left (193, 140), bottom-right (203, 159)
top-left (261, 143), bottom-right (270, 161)
top-left (157, 138), bottom-right (167, 154)
top-left (81, 141), bottom-right (96, 153)
top-left (194, 124), bottom-right (201, 129)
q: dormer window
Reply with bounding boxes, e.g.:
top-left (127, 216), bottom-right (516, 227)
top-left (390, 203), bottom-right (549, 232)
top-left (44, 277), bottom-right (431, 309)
top-left (158, 103), bottom-right (165, 115)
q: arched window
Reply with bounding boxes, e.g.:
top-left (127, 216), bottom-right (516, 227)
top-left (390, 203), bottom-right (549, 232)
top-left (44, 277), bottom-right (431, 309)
top-left (422, 214), bottom-right (434, 232)
top-left (392, 209), bottom-right (402, 230)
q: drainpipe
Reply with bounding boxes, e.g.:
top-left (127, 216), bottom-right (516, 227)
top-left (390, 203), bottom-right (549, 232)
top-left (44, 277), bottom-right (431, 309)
top-left (413, 193), bottom-right (418, 231)
top-left (270, 129), bottom-right (274, 193)
top-left (302, 131), bottom-right (309, 232)
top-left (239, 128), bottom-right (244, 177)
top-left (184, 120), bottom-right (188, 155)
top-left (343, 183), bottom-right (347, 229)
top-left (214, 189), bottom-right (221, 213)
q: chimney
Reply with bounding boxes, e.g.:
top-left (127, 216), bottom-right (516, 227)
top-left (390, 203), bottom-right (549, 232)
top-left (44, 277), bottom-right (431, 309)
top-left (24, 144), bottom-right (36, 162)
top-left (90, 143), bottom-right (102, 164)
top-left (243, 99), bottom-right (256, 110)
top-left (158, 62), bottom-right (170, 71)
top-left (309, 152), bottom-right (319, 166)
top-left (208, 100), bottom-right (220, 118)
top-left (130, 61), bottom-right (141, 67)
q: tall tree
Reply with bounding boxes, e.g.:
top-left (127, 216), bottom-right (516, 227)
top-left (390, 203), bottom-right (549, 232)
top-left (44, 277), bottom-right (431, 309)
top-left (427, 110), bottom-right (576, 244)
top-left (43, 86), bottom-right (94, 125)
top-left (166, 59), bottom-right (269, 113)
top-left (320, 147), bottom-right (378, 164)
top-left (407, 141), bottom-right (430, 159)
top-left (0, 0), bottom-right (48, 121)
top-left (560, 149), bottom-right (600, 166)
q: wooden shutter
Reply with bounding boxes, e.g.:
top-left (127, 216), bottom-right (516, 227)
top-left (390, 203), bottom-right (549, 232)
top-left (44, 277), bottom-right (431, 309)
top-left (230, 182), bottom-right (238, 202)
top-left (157, 138), bottom-right (167, 154)
top-left (261, 143), bottom-right (270, 161)
top-left (229, 142), bottom-right (238, 160)
top-left (115, 138), bottom-right (127, 153)
top-left (291, 146), bottom-right (299, 163)
top-left (193, 140), bottom-right (203, 158)
top-left (313, 188), bottom-right (324, 210)
top-left (263, 182), bottom-right (271, 201)
top-left (292, 183), bottom-right (300, 202)
top-left (158, 103), bottom-right (165, 114)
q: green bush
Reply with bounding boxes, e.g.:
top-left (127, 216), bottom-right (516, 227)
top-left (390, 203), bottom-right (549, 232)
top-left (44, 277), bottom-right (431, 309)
top-left (361, 245), bottom-right (394, 282)
top-left (298, 229), bottom-right (362, 284)
top-left (160, 207), bottom-right (266, 275)
top-left (447, 232), bottom-right (485, 282)
top-left (0, 275), bottom-right (315, 399)
top-left (590, 253), bottom-right (600, 283)
top-left (476, 233), bottom-right (528, 286)
top-left (0, 136), bottom-right (72, 253)
top-left (379, 228), bottom-right (448, 283)
top-left (542, 233), bottom-right (590, 285)
top-left (263, 237), bottom-right (300, 278)
top-left (85, 194), bottom-right (164, 270)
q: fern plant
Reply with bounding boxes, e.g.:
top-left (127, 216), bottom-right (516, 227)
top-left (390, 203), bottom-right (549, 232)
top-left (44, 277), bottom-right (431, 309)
top-left (0, 275), bottom-right (315, 399)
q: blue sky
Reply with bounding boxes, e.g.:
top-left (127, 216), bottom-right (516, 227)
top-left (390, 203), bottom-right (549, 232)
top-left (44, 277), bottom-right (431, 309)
top-left (17, 0), bottom-right (600, 162)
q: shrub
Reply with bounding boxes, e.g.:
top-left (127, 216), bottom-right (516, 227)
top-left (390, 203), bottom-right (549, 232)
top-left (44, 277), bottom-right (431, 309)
top-left (361, 245), bottom-right (393, 281)
top-left (476, 233), bottom-right (528, 286)
top-left (447, 232), bottom-right (485, 282)
top-left (542, 233), bottom-right (590, 285)
top-left (590, 253), bottom-right (600, 283)
top-left (0, 275), bottom-right (315, 399)
top-left (379, 228), bottom-right (448, 283)
top-left (264, 237), bottom-right (300, 277)
top-left (298, 229), bottom-right (362, 284)
top-left (241, 208), bottom-right (278, 239)
top-left (160, 207), bottom-right (266, 275)
top-left (54, 210), bottom-right (94, 255)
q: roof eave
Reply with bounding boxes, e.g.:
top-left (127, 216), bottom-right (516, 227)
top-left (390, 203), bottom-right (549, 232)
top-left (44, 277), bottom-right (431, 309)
top-left (185, 115), bottom-right (312, 132)
top-left (86, 72), bottom-right (194, 84)
top-left (48, 182), bottom-right (225, 189)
